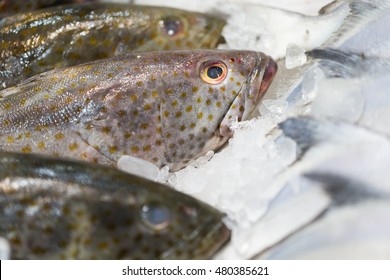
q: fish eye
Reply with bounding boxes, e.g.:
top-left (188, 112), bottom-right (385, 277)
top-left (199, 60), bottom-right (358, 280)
top-left (140, 202), bottom-right (171, 231)
top-left (200, 61), bottom-right (227, 84)
top-left (159, 16), bottom-right (184, 37)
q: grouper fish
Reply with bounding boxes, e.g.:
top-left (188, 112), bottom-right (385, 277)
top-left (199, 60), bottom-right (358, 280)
top-left (0, 3), bottom-right (225, 88)
top-left (0, 151), bottom-right (230, 259)
top-left (0, 49), bottom-right (277, 171)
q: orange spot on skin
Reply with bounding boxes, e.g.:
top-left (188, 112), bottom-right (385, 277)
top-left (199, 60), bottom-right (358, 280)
top-left (22, 146), bottom-right (32, 153)
top-left (69, 143), bottom-right (78, 151)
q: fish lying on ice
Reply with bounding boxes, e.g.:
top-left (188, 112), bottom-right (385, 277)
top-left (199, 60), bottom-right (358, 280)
top-left (0, 151), bottom-right (230, 259)
top-left (0, 3), bottom-right (225, 88)
top-left (0, 49), bottom-right (277, 171)
top-left (0, 0), bottom-right (99, 19)
top-left (266, 0), bottom-right (390, 102)
top-left (257, 116), bottom-right (390, 259)
top-left (252, 48), bottom-right (390, 259)
top-left (214, 45), bottom-right (390, 260)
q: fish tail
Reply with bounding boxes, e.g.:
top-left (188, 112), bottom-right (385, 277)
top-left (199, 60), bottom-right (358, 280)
top-left (323, 0), bottom-right (390, 47)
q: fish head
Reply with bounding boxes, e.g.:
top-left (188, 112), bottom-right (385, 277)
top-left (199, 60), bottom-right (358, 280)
top-left (82, 176), bottom-right (231, 259)
top-left (137, 7), bottom-right (226, 50)
top-left (151, 50), bottom-right (277, 170)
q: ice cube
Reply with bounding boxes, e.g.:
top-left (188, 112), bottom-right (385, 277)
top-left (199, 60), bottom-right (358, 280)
top-left (285, 44), bottom-right (307, 69)
top-left (117, 155), bottom-right (160, 181)
top-left (309, 78), bottom-right (364, 122)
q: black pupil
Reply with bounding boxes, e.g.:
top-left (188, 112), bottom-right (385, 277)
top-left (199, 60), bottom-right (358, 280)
top-left (163, 19), bottom-right (181, 36)
top-left (207, 66), bottom-right (223, 79)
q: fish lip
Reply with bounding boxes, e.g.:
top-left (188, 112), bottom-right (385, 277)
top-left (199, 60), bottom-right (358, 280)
top-left (259, 57), bottom-right (278, 98)
top-left (242, 53), bottom-right (277, 121)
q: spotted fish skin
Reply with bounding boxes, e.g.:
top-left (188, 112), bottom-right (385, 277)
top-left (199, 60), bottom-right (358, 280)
top-left (0, 151), bottom-right (230, 259)
top-left (0, 49), bottom-right (276, 171)
top-left (0, 3), bottom-right (225, 88)
top-left (0, 0), bottom-right (97, 19)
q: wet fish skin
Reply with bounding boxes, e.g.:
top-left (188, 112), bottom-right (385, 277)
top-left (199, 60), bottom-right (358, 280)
top-left (0, 3), bottom-right (225, 89)
top-left (0, 0), bottom-right (97, 19)
top-left (0, 49), bottom-right (276, 171)
top-left (0, 151), bottom-right (230, 259)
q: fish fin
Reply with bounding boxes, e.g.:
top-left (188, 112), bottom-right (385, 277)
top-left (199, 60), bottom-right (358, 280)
top-left (68, 130), bottom-right (115, 166)
top-left (323, 0), bottom-right (390, 47)
top-left (0, 86), bottom-right (20, 100)
top-left (303, 172), bottom-right (388, 206)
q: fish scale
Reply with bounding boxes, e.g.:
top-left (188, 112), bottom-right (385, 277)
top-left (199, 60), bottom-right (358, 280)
top-left (0, 49), bottom-right (277, 171)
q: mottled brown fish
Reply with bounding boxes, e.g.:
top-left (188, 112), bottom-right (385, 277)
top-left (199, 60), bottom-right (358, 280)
top-left (0, 3), bottom-right (225, 88)
top-left (0, 151), bottom-right (230, 259)
top-left (0, 49), bottom-right (276, 171)
top-left (0, 0), bottom-right (97, 19)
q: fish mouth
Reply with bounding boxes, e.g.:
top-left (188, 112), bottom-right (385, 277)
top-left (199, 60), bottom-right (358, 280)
top-left (259, 58), bottom-right (278, 98)
top-left (242, 54), bottom-right (278, 120)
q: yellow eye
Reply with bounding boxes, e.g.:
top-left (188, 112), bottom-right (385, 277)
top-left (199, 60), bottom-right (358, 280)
top-left (200, 61), bottom-right (227, 84)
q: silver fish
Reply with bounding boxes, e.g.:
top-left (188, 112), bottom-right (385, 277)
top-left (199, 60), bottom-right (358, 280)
top-left (0, 151), bottom-right (230, 259)
top-left (257, 116), bottom-right (390, 259)
top-left (0, 49), bottom-right (277, 171)
top-left (267, 0), bottom-right (390, 103)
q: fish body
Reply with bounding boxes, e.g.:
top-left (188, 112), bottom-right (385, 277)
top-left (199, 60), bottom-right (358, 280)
top-left (0, 3), bottom-right (225, 88)
top-left (0, 49), bottom-right (276, 171)
top-left (0, 151), bottom-right (230, 259)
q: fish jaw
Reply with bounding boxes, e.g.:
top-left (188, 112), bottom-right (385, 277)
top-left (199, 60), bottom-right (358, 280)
top-left (219, 53), bottom-right (277, 138)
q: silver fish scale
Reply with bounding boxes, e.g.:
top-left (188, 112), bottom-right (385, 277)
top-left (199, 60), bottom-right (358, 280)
top-left (0, 49), bottom-right (274, 171)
